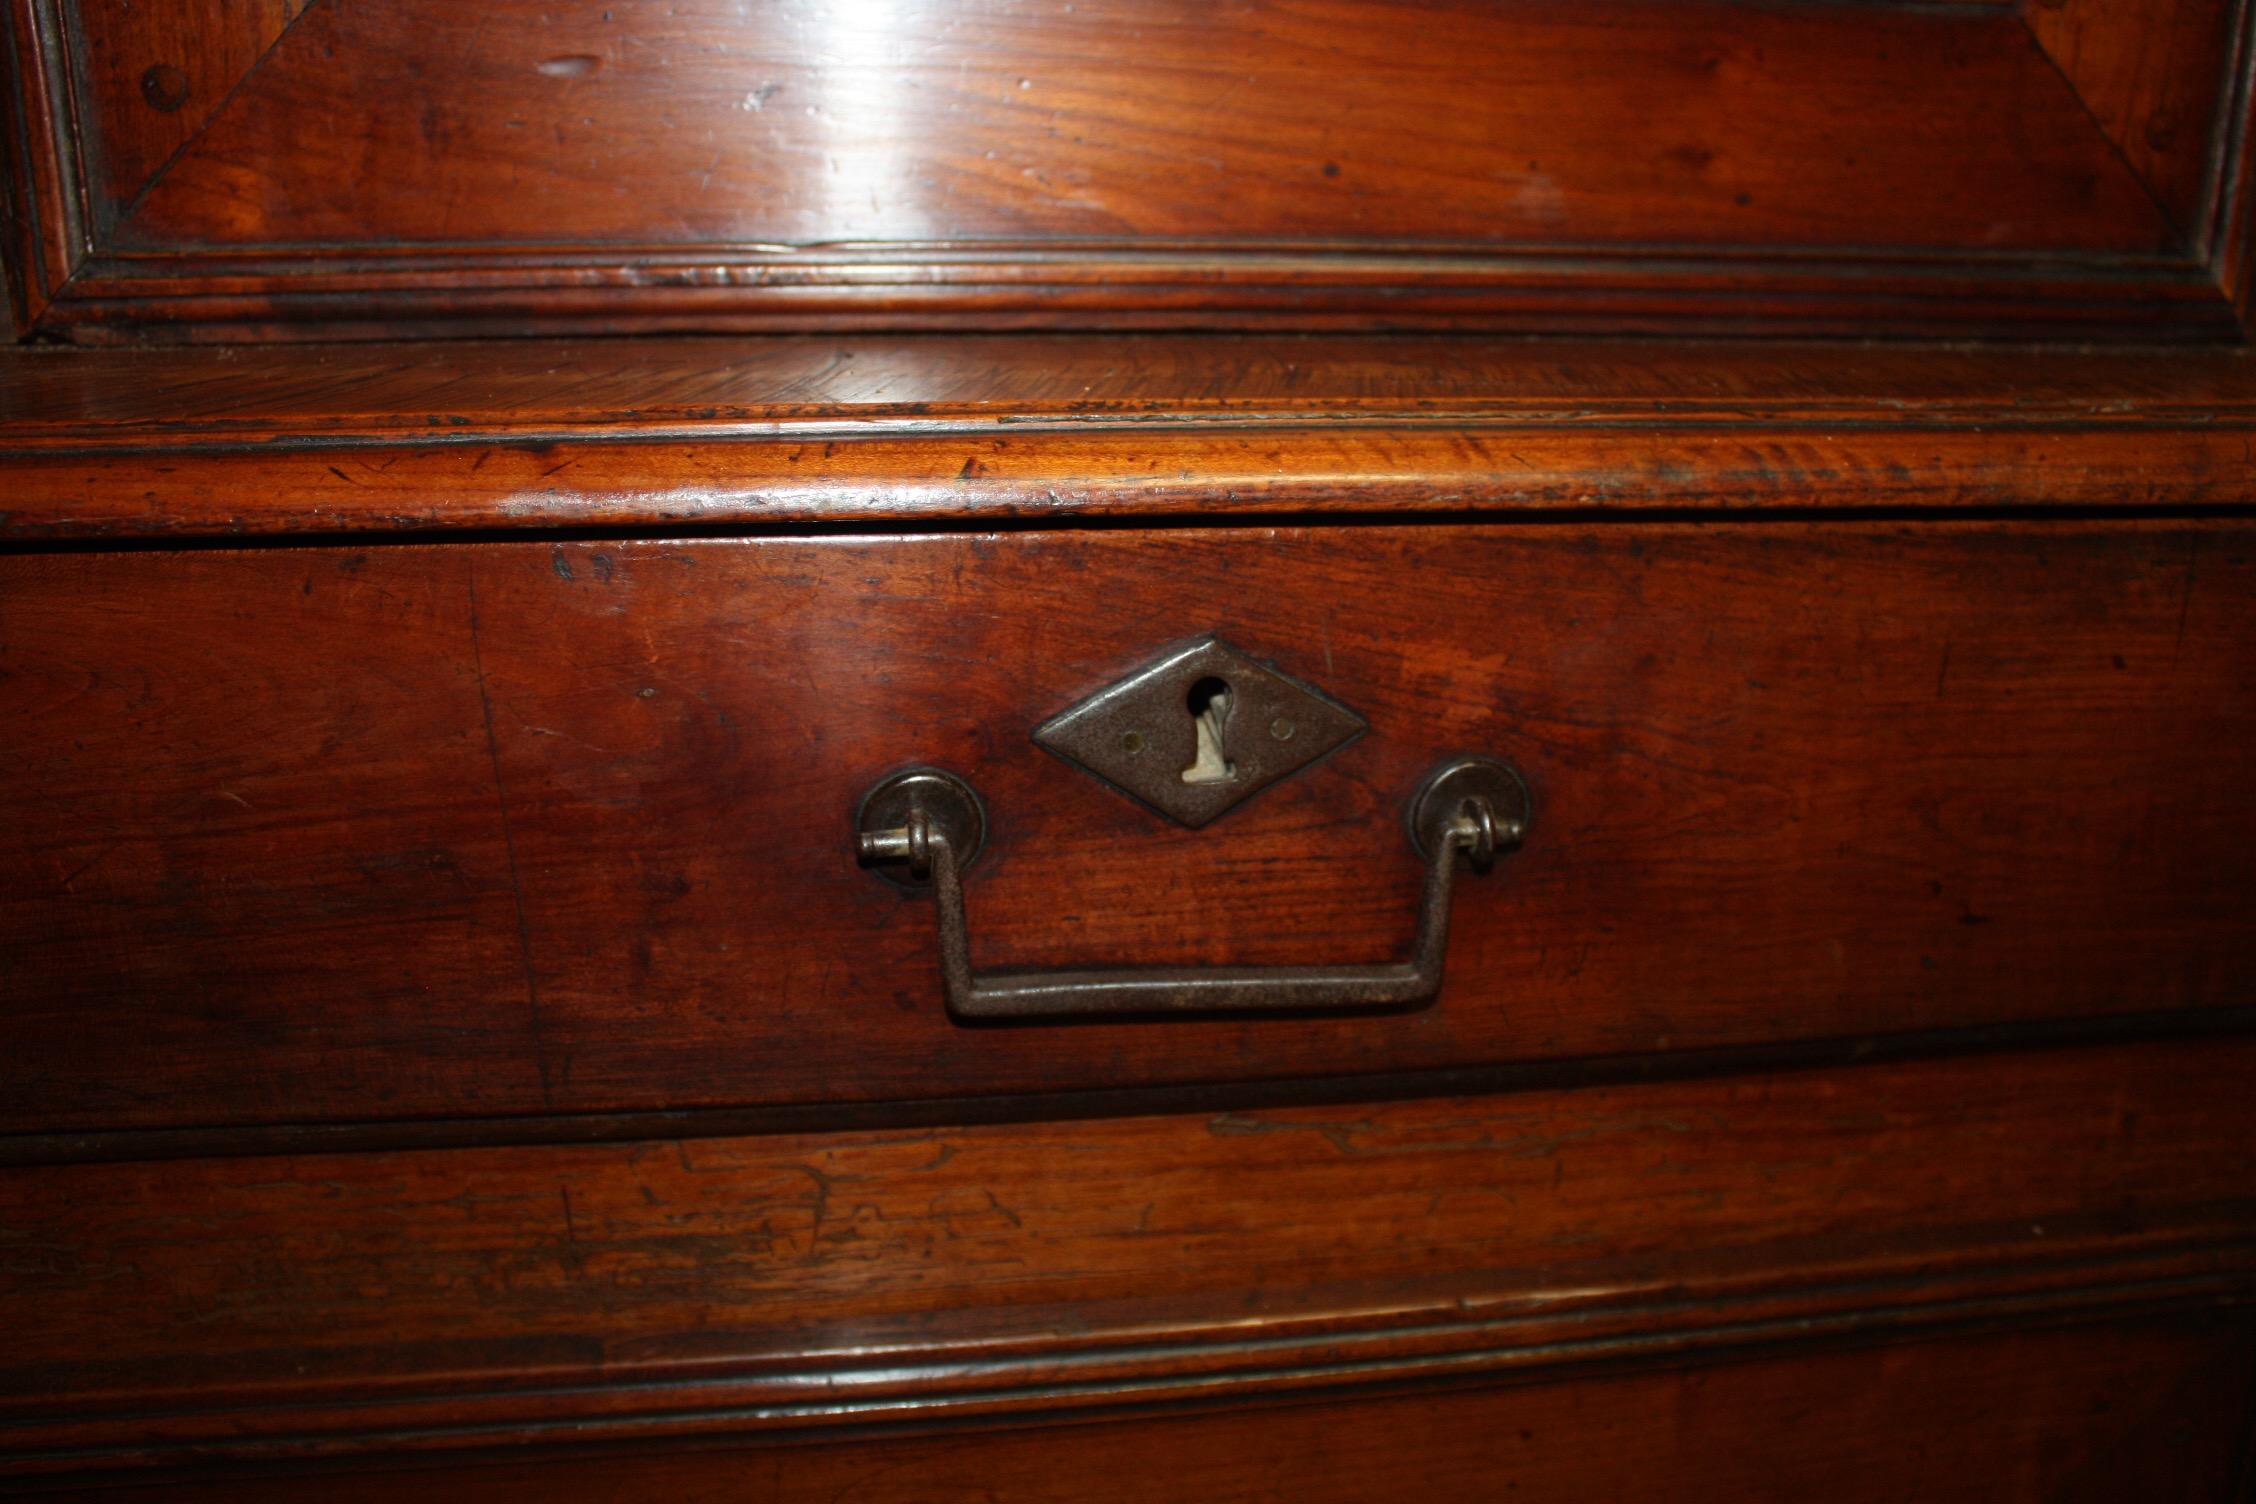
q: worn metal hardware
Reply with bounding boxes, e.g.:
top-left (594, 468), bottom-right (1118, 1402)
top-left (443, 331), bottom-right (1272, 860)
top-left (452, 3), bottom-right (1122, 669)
top-left (1032, 636), bottom-right (1367, 828)
top-left (853, 756), bottom-right (1529, 1020)
top-left (853, 767), bottom-right (988, 885)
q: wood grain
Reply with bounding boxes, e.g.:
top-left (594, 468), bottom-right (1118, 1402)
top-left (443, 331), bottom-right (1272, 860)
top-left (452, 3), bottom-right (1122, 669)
top-left (1, 1038), bottom-right (2250, 1479)
top-left (9, 0), bottom-right (2254, 339)
top-left (33, 1320), bottom-right (2249, 1502)
top-left (8, 336), bottom-right (2256, 539)
top-left (2208, 0), bottom-right (2256, 332)
top-left (14, 334), bottom-right (2256, 438)
top-left (3, 521), bottom-right (2250, 1143)
top-left (2, 0), bottom-right (84, 332)
top-left (65, 0), bottom-right (303, 213)
top-left (5, 3), bottom-right (2252, 1488)
top-left (112, 0), bottom-right (2167, 251)
top-left (2023, 0), bottom-right (2239, 234)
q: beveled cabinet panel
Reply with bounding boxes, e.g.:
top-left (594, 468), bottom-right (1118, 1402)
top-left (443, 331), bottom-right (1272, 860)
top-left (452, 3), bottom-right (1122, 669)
top-left (5, 0), bottom-right (2251, 339)
top-left (3, 521), bottom-right (2250, 1143)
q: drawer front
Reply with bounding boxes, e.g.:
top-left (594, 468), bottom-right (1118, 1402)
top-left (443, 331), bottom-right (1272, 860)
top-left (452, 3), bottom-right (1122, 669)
top-left (4, 1038), bottom-right (2254, 1487)
top-left (3, 521), bottom-right (2251, 1139)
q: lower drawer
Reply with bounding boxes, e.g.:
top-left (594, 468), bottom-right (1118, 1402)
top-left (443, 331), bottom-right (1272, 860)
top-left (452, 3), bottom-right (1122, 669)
top-left (3, 1038), bottom-right (2253, 1491)
top-left (3, 520), bottom-right (2251, 1140)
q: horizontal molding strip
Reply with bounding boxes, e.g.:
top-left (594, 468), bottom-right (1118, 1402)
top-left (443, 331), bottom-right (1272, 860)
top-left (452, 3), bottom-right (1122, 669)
top-left (3, 1232), bottom-right (2250, 1478)
top-left (10, 336), bottom-right (2256, 537)
top-left (80, 237), bottom-right (2205, 268)
top-left (7, 422), bottom-right (2256, 540)
top-left (38, 250), bottom-right (2237, 343)
top-left (18, 403), bottom-right (2256, 451)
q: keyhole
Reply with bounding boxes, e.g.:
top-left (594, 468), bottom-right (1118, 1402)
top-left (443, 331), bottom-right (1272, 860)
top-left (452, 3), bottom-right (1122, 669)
top-left (1180, 676), bottom-right (1237, 785)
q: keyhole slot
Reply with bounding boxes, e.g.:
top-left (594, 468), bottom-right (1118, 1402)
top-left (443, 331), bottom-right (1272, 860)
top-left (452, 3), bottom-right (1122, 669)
top-left (1180, 676), bottom-right (1237, 785)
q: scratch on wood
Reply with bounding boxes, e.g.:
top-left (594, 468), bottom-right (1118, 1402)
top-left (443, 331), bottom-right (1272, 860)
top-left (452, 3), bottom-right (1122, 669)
top-left (468, 557), bottom-right (555, 1105)
top-left (2174, 533), bottom-right (2200, 661)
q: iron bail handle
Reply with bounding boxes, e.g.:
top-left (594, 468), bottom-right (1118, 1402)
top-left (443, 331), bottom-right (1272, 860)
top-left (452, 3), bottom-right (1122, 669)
top-left (853, 757), bottom-right (1529, 1021)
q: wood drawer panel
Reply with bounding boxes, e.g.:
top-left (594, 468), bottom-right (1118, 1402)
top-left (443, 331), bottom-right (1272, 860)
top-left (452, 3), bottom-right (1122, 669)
top-left (2, 520), bottom-right (2251, 1139)
top-left (2, 1039), bottom-right (2252, 1484)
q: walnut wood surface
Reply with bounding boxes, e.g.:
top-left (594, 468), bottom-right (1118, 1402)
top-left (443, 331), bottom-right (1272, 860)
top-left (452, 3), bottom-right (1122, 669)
top-left (16, 335), bottom-right (2256, 436)
top-left (8, 336), bottom-right (2256, 538)
top-left (1, 1039), bottom-right (2249, 1483)
top-left (108, 1), bottom-right (2172, 251)
top-left (6, 0), bottom-right (2253, 339)
top-left (4, 520), bottom-right (2249, 1144)
top-left (2024, 0), bottom-right (2241, 236)
top-left (66, 0), bottom-right (302, 212)
top-left (4, 1), bottom-right (2251, 1484)
top-left (34, 1320), bottom-right (2252, 1502)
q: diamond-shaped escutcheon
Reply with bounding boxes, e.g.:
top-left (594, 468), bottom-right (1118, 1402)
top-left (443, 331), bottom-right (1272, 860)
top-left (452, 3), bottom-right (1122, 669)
top-left (1032, 636), bottom-right (1367, 827)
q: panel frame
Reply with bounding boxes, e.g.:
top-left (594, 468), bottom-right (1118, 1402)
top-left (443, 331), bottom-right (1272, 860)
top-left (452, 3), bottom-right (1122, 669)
top-left (2, 0), bottom-right (2253, 342)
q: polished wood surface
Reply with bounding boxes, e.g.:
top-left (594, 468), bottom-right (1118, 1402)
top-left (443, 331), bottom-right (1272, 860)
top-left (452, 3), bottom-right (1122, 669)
top-left (29, 1320), bottom-right (2253, 1502)
top-left (9, 335), bottom-right (2256, 538)
top-left (5, 0), bottom-right (2252, 339)
top-left (2, 1039), bottom-right (2249, 1481)
top-left (19, 334), bottom-right (2256, 435)
top-left (6, 0), bottom-right (2255, 1489)
top-left (4, 521), bottom-right (2249, 1146)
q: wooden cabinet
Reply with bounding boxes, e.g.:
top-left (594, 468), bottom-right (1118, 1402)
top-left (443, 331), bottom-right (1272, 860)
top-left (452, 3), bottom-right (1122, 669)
top-left (4, 5), bottom-right (2254, 1499)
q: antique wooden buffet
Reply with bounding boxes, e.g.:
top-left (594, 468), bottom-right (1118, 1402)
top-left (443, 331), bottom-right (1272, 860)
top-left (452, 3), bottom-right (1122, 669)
top-left (4, 0), bottom-right (2256, 1498)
